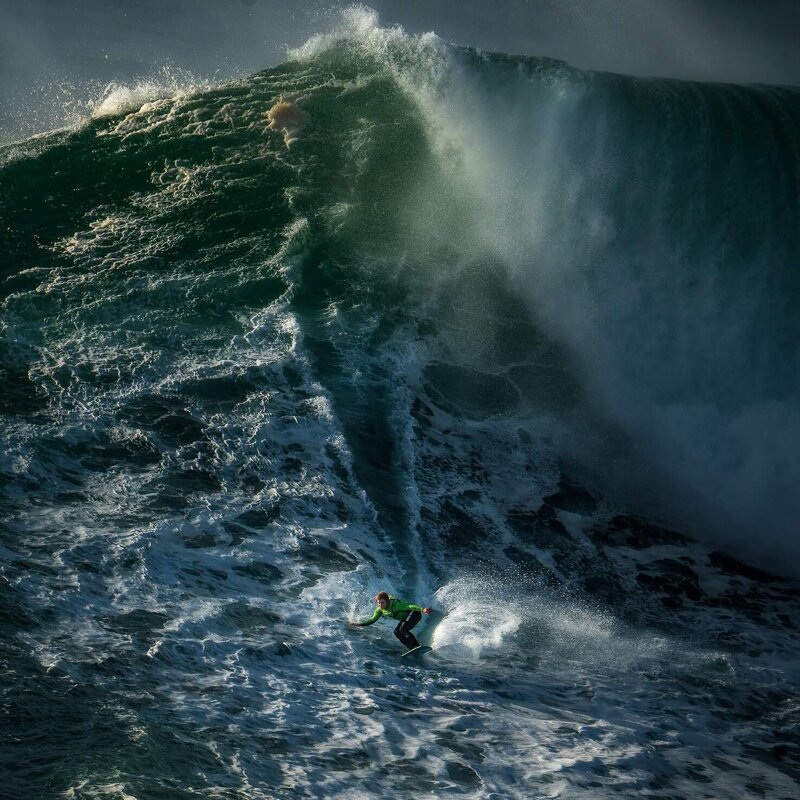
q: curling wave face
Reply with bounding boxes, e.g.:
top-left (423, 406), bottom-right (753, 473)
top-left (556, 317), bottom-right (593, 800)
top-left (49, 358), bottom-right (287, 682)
top-left (1, 7), bottom-right (800, 799)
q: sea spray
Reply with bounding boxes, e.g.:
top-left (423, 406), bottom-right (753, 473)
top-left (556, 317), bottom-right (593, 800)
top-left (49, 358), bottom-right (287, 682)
top-left (432, 576), bottom-right (524, 660)
top-left (289, 7), bottom-right (800, 572)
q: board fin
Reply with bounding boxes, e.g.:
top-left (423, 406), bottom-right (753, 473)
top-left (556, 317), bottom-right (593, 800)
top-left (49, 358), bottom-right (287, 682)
top-left (401, 645), bottom-right (432, 658)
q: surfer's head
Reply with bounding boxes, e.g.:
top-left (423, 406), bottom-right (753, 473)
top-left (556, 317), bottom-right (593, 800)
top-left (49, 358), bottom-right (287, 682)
top-left (375, 591), bottom-right (390, 609)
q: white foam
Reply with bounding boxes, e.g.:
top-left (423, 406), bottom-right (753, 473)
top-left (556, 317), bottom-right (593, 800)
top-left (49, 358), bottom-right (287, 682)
top-left (89, 81), bottom-right (173, 119)
top-left (288, 7), bottom-right (394, 62)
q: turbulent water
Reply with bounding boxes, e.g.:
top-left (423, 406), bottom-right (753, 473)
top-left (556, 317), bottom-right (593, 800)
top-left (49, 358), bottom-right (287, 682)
top-left (2, 8), bottom-right (800, 799)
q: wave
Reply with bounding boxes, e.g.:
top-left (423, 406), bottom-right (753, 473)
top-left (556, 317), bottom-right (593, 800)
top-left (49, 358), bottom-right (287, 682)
top-left (3, 8), bottom-right (800, 798)
top-left (3, 8), bottom-right (799, 578)
top-left (285, 7), bottom-right (800, 572)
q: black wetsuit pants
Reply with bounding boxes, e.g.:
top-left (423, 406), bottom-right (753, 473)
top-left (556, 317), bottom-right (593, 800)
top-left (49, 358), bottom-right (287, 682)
top-left (394, 610), bottom-right (422, 649)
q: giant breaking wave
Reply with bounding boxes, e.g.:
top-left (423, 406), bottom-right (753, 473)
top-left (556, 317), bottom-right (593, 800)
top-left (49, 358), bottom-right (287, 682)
top-left (2, 7), bottom-right (800, 799)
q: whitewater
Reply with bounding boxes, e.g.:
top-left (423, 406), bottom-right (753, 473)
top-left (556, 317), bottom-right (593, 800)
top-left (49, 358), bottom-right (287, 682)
top-left (1, 7), bottom-right (799, 798)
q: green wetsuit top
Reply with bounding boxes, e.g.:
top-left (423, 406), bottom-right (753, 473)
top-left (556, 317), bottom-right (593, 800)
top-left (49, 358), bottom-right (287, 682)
top-left (359, 597), bottom-right (424, 626)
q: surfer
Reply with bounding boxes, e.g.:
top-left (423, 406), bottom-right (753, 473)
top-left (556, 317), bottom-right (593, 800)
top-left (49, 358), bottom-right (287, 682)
top-left (349, 591), bottom-right (433, 650)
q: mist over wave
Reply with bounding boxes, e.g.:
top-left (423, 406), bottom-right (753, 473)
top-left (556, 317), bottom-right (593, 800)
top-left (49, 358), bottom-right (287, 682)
top-left (336, 9), bottom-right (800, 568)
top-left (430, 49), bottom-right (800, 567)
top-left (282, 7), bottom-right (800, 574)
top-left (2, 7), bottom-right (799, 799)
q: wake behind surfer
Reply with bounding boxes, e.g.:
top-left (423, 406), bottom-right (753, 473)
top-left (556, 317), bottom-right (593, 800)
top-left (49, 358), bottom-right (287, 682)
top-left (349, 591), bottom-right (433, 650)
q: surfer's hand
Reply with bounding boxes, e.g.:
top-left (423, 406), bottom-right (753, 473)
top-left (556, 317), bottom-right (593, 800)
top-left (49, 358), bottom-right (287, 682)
top-left (422, 607), bottom-right (433, 615)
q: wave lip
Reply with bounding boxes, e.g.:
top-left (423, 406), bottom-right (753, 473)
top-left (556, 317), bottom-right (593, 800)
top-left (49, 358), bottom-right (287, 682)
top-left (89, 80), bottom-right (175, 119)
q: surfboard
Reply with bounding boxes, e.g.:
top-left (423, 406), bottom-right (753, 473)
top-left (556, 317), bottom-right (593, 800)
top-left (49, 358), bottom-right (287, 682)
top-left (401, 645), bottom-right (432, 658)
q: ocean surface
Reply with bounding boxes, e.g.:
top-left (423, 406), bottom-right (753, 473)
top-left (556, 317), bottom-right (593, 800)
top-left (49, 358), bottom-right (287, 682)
top-left (2, 8), bottom-right (799, 799)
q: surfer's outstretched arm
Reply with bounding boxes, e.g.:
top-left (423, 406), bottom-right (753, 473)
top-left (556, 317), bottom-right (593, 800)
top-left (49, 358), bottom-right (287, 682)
top-left (349, 607), bottom-right (381, 627)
